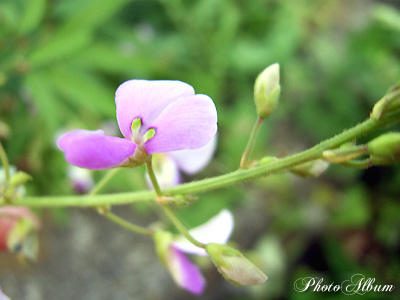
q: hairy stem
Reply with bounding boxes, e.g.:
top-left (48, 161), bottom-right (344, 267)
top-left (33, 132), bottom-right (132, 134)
top-left (13, 110), bottom-right (400, 208)
top-left (162, 204), bottom-right (206, 249)
top-left (240, 117), bottom-right (264, 168)
top-left (146, 159), bottom-right (163, 197)
top-left (90, 168), bottom-right (122, 196)
top-left (102, 211), bottom-right (154, 236)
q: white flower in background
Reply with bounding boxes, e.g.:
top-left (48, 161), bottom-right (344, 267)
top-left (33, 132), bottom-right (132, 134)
top-left (147, 135), bottom-right (217, 189)
top-left (67, 165), bottom-right (94, 193)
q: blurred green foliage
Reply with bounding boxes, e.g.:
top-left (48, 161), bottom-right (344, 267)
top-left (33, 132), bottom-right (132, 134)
top-left (1, 0), bottom-right (400, 299)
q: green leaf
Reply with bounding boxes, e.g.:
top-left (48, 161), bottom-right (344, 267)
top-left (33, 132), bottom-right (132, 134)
top-left (25, 72), bottom-right (63, 132)
top-left (28, 30), bottom-right (92, 67)
top-left (48, 66), bottom-right (115, 117)
top-left (19, 0), bottom-right (47, 34)
top-left (57, 0), bottom-right (130, 34)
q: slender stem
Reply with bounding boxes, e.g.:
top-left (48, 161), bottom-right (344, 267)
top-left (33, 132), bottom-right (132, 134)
top-left (13, 110), bottom-right (400, 208)
top-left (162, 204), bottom-right (206, 249)
top-left (90, 168), bottom-right (121, 196)
top-left (240, 117), bottom-right (264, 168)
top-left (103, 211), bottom-right (154, 236)
top-left (0, 142), bottom-right (10, 182)
top-left (340, 159), bottom-right (373, 169)
top-left (146, 159), bottom-right (163, 196)
top-left (146, 157), bottom-right (205, 248)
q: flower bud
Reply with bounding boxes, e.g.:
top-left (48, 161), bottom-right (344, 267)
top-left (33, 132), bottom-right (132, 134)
top-left (368, 132), bottom-right (400, 165)
top-left (205, 243), bottom-right (268, 286)
top-left (254, 63), bottom-right (280, 119)
top-left (291, 160), bottom-right (329, 177)
top-left (0, 206), bottom-right (40, 261)
top-left (153, 230), bottom-right (174, 267)
top-left (9, 171), bottom-right (32, 187)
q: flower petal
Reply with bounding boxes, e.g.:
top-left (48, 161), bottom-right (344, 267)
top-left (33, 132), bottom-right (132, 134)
top-left (173, 209), bottom-right (234, 256)
top-left (57, 130), bottom-right (136, 170)
top-left (145, 94), bottom-right (217, 154)
top-left (167, 134), bottom-right (217, 174)
top-left (115, 80), bottom-right (195, 139)
top-left (168, 247), bottom-right (206, 295)
top-left (0, 287), bottom-right (11, 300)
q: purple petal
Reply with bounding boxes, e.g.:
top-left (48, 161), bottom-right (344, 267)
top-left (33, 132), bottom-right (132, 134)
top-left (167, 134), bottom-right (217, 175)
top-left (145, 95), bottom-right (217, 154)
top-left (57, 130), bottom-right (136, 170)
top-left (168, 247), bottom-right (206, 295)
top-left (173, 210), bottom-right (234, 256)
top-left (145, 153), bottom-right (181, 189)
top-left (115, 80), bottom-right (195, 139)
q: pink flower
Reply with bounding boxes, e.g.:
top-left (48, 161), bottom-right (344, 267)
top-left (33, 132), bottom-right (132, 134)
top-left (0, 206), bottom-right (40, 260)
top-left (0, 287), bottom-right (11, 300)
top-left (164, 210), bottom-right (234, 294)
top-left (57, 80), bottom-right (218, 170)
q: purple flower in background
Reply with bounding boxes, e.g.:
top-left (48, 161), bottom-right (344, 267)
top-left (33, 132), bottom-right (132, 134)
top-left (147, 135), bottom-right (217, 189)
top-left (165, 209), bottom-right (234, 294)
top-left (57, 80), bottom-right (218, 170)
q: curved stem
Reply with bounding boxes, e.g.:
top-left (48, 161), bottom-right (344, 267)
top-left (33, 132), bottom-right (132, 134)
top-left (90, 168), bottom-right (121, 196)
top-left (146, 159), bottom-right (162, 197)
top-left (13, 110), bottom-right (400, 208)
top-left (103, 211), bottom-right (154, 236)
top-left (240, 117), bottom-right (264, 168)
top-left (0, 142), bottom-right (10, 182)
top-left (162, 204), bottom-right (206, 249)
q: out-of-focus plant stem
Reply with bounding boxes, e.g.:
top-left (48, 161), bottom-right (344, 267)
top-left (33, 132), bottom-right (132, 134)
top-left (13, 109), bottom-right (400, 208)
top-left (240, 117), bottom-right (264, 168)
top-left (0, 142), bottom-right (10, 182)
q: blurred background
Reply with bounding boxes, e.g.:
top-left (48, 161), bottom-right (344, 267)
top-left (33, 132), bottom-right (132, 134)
top-left (0, 0), bottom-right (399, 299)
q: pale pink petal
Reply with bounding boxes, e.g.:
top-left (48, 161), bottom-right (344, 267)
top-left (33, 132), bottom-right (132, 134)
top-left (145, 153), bottom-right (181, 189)
top-left (167, 134), bottom-right (217, 174)
top-left (173, 210), bottom-right (234, 256)
top-left (0, 287), bottom-right (11, 300)
top-left (168, 247), bottom-right (206, 294)
top-left (145, 95), bottom-right (217, 154)
top-left (115, 80), bottom-right (195, 139)
top-left (57, 130), bottom-right (136, 170)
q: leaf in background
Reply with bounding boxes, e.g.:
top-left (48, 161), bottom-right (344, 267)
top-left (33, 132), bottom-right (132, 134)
top-left (48, 66), bottom-right (115, 117)
top-left (28, 30), bottom-right (92, 67)
top-left (330, 186), bottom-right (371, 229)
top-left (18, 0), bottom-right (47, 35)
top-left (25, 71), bottom-right (63, 133)
top-left (71, 42), bottom-right (155, 77)
top-left (57, 0), bottom-right (131, 35)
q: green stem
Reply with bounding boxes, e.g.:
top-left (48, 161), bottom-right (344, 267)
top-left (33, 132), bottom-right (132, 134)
top-left (0, 142), bottom-right (10, 182)
top-left (340, 159), bottom-right (373, 169)
top-left (146, 159), bottom-right (163, 197)
top-left (240, 117), bottom-right (264, 168)
top-left (103, 211), bottom-right (154, 236)
top-left (90, 168), bottom-right (121, 196)
top-left (162, 204), bottom-right (206, 249)
top-left (13, 110), bottom-right (400, 208)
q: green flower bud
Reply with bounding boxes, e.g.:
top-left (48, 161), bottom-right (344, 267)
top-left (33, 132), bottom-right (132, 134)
top-left (291, 160), bottom-right (329, 177)
top-left (153, 230), bottom-right (174, 267)
top-left (205, 243), bottom-right (268, 286)
top-left (254, 63), bottom-right (280, 119)
top-left (9, 171), bottom-right (32, 187)
top-left (368, 132), bottom-right (400, 165)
